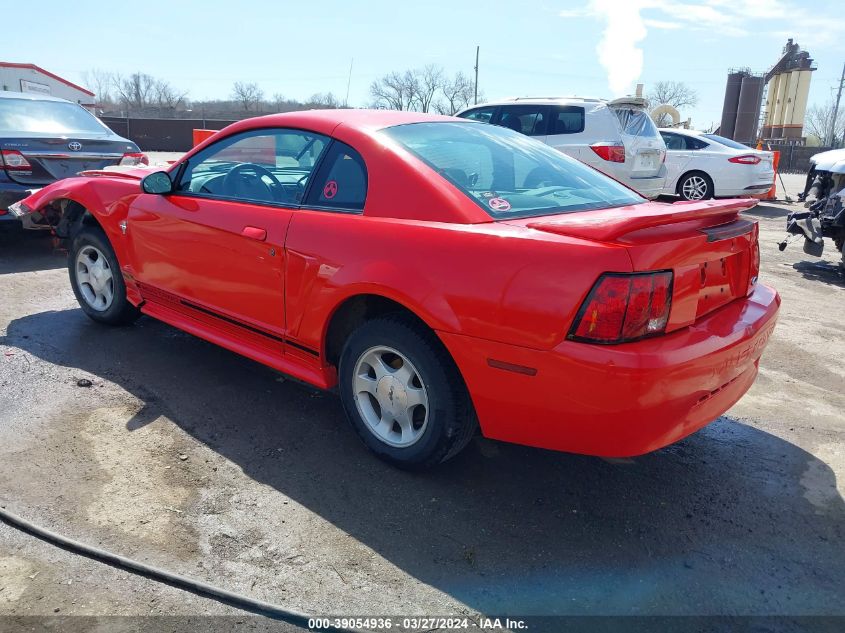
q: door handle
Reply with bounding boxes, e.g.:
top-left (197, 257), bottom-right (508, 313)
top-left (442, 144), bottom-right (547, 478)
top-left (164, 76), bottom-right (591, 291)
top-left (242, 226), bottom-right (267, 241)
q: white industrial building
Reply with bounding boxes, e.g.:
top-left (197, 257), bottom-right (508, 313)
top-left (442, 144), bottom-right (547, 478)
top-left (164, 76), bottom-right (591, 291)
top-left (0, 62), bottom-right (95, 107)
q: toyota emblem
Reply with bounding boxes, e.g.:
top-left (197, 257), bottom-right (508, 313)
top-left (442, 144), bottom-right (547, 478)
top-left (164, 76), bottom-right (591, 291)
top-left (68, 141), bottom-right (83, 151)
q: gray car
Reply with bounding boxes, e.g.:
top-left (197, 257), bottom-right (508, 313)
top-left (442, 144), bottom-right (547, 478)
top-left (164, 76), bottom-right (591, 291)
top-left (0, 90), bottom-right (145, 236)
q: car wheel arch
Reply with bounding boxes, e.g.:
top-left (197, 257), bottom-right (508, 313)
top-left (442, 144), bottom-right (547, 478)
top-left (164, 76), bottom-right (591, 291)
top-left (323, 293), bottom-right (441, 367)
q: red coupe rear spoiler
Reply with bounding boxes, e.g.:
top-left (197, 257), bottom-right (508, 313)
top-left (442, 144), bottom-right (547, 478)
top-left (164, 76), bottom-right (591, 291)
top-left (524, 199), bottom-right (758, 242)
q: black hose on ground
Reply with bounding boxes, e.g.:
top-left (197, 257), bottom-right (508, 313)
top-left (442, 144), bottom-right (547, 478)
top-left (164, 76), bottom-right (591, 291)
top-left (0, 504), bottom-right (353, 632)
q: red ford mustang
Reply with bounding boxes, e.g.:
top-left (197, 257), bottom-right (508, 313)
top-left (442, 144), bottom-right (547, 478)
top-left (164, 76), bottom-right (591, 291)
top-left (9, 110), bottom-right (779, 468)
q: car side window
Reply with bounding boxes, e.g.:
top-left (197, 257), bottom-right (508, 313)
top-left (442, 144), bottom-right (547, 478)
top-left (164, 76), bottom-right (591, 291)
top-left (495, 105), bottom-right (547, 136)
top-left (686, 136), bottom-right (709, 150)
top-left (176, 128), bottom-right (329, 206)
top-left (660, 132), bottom-right (686, 151)
top-left (459, 106), bottom-right (496, 123)
top-left (304, 141), bottom-right (368, 212)
top-left (549, 106), bottom-right (585, 134)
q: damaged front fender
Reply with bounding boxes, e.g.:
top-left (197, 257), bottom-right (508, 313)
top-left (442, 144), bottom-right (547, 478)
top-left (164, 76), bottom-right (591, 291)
top-left (8, 170), bottom-right (147, 239)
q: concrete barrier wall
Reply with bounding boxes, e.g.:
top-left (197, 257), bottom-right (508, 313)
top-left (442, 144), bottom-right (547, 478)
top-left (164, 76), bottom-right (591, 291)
top-left (767, 145), bottom-right (834, 173)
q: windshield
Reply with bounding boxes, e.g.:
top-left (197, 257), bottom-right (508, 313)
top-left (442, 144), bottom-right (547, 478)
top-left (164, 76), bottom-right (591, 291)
top-left (702, 133), bottom-right (750, 150)
top-left (382, 122), bottom-right (644, 219)
top-left (0, 98), bottom-right (110, 135)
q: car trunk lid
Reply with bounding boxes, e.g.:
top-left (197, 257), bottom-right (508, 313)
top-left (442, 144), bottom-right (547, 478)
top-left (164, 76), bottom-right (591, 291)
top-left (506, 198), bottom-right (760, 330)
top-left (1, 136), bottom-right (131, 186)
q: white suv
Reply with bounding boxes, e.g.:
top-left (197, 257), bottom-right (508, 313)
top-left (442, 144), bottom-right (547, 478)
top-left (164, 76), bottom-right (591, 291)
top-left (456, 97), bottom-right (667, 199)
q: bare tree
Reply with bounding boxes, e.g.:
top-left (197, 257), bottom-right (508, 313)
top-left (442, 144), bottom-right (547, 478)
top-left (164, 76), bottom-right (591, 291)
top-left (805, 99), bottom-right (845, 147)
top-left (81, 69), bottom-right (115, 107)
top-left (272, 92), bottom-right (287, 111)
top-left (307, 92), bottom-right (340, 108)
top-left (232, 81), bottom-right (265, 111)
top-left (436, 71), bottom-right (475, 115)
top-left (415, 65), bottom-right (444, 113)
top-left (646, 81), bottom-right (698, 127)
top-left (369, 70), bottom-right (418, 111)
top-left (113, 72), bottom-right (157, 112)
top-left (154, 80), bottom-right (187, 111)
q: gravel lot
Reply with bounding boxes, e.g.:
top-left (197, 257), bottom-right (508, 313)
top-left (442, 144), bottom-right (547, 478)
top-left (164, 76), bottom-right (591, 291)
top-left (1, 173), bottom-right (843, 631)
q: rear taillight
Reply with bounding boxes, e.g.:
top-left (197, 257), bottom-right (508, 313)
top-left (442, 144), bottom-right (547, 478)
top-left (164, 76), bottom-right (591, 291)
top-left (569, 271), bottom-right (673, 344)
top-left (0, 150), bottom-right (33, 172)
top-left (728, 154), bottom-right (761, 165)
top-left (590, 142), bottom-right (625, 163)
top-left (120, 152), bottom-right (149, 166)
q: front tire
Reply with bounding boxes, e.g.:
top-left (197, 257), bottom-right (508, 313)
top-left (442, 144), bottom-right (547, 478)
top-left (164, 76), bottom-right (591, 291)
top-left (69, 226), bottom-right (140, 325)
top-left (338, 315), bottom-right (476, 469)
top-left (677, 171), bottom-right (714, 201)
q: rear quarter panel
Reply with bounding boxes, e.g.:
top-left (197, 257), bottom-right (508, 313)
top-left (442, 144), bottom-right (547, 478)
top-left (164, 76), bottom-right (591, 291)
top-left (283, 211), bottom-right (633, 354)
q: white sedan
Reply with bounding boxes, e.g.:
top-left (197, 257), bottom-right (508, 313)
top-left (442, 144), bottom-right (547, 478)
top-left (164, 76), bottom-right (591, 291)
top-left (659, 129), bottom-right (774, 200)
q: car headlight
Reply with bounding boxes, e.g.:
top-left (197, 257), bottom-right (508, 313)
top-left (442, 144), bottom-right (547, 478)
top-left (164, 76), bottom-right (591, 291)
top-left (6, 200), bottom-right (30, 217)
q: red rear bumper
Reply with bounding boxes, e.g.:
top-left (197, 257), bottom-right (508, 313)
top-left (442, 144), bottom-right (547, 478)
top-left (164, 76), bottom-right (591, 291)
top-left (439, 283), bottom-right (780, 457)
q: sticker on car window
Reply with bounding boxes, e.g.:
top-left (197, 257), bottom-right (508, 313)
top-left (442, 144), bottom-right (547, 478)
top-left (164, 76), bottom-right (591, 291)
top-left (488, 197), bottom-right (511, 212)
top-left (323, 180), bottom-right (338, 199)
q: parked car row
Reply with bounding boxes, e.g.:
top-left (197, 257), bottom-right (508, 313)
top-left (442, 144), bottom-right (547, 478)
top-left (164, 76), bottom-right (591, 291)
top-left (455, 96), bottom-right (775, 201)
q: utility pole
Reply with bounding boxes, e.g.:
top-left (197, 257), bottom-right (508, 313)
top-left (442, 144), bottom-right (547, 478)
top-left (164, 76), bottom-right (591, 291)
top-left (345, 58), bottom-right (354, 108)
top-left (473, 46), bottom-right (479, 105)
top-left (829, 62), bottom-right (844, 147)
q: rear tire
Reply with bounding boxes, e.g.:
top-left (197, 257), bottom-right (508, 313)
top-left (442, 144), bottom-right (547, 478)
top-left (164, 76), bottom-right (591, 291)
top-left (69, 226), bottom-right (140, 325)
top-left (338, 315), bottom-right (476, 469)
top-left (677, 171), bottom-right (714, 201)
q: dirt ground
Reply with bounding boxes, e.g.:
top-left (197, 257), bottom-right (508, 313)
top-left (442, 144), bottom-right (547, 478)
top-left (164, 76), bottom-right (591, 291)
top-left (0, 172), bottom-right (843, 630)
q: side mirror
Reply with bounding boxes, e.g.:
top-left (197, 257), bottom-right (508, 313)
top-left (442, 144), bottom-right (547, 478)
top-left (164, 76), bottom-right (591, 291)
top-left (141, 171), bottom-right (174, 195)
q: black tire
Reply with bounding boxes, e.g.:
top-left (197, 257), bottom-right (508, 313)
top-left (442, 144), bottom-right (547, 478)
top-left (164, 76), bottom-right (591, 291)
top-left (68, 225), bottom-right (141, 325)
top-left (677, 171), bottom-right (714, 201)
top-left (338, 314), bottom-right (476, 469)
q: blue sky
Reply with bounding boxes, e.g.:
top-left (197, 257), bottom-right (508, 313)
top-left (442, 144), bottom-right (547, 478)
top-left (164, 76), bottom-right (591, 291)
top-left (4, 0), bottom-right (844, 129)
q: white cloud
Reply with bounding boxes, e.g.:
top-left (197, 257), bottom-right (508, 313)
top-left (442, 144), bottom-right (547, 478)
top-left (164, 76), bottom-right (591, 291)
top-left (558, 0), bottom-right (842, 95)
top-left (643, 18), bottom-right (682, 29)
top-left (592, 0), bottom-right (651, 96)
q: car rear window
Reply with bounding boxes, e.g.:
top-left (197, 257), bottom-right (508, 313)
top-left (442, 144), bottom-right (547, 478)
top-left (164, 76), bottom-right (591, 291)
top-left (381, 121), bottom-right (644, 219)
top-left (702, 134), bottom-right (751, 150)
top-left (0, 98), bottom-right (110, 135)
top-left (613, 108), bottom-right (659, 138)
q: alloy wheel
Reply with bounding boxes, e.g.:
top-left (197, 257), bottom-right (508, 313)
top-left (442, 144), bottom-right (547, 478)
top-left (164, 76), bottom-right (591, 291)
top-left (75, 245), bottom-right (114, 311)
top-left (682, 175), bottom-right (709, 200)
top-left (352, 345), bottom-right (429, 448)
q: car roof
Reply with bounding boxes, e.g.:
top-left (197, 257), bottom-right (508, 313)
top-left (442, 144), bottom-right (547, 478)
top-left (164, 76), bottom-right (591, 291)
top-left (468, 97), bottom-right (606, 107)
top-left (658, 128), bottom-right (707, 136)
top-left (0, 90), bottom-right (80, 104)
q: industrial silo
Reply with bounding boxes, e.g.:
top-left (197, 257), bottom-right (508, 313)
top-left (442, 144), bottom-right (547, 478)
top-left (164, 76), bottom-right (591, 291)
top-left (720, 71), bottom-right (744, 138)
top-left (734, 74), bottom-right (765, 145)
top-left (761, 39), bottom-right (815, 141)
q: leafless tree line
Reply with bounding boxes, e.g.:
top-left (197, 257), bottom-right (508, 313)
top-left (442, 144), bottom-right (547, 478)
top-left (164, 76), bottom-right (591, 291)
top-left (369, 65), bottom-right (480, 115)
top-left (82, 69), bottom-right (343, 120)
top-left (82, 69), bottom-right (188, 114)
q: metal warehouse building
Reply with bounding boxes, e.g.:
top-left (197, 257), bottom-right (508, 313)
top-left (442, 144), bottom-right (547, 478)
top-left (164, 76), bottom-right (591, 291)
top-left (0, 62), bottom-right (95, 107)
